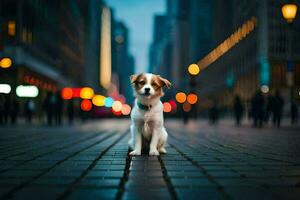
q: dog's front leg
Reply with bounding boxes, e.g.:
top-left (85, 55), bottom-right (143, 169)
top-left (149, 129), bottom-right (160, 156)
top-left (129, 128), bottom-right (142, 156)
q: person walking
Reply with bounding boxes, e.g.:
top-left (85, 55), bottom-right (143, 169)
top-left (43, 92), bottom-right (55, 126)
top-left (233, 95), bottom-right (244, 126)
top-left (272, 90), bottom-right (284, 128)
top-left (291, 101), bottom-right (298, 124)
top-left (54, 91), bottom-right (63, 125)
top-left (251, 90), bottom-right (265, 127)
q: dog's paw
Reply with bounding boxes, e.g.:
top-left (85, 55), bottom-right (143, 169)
top-left (129, 150), bottom-right (141, 156)
top-left (149, 149), bottom-right (160, 156)
top-left (159, 147), bottom-right (167, 154)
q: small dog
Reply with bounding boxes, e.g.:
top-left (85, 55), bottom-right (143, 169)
top-left (129, 73), bottom-right (171, 156)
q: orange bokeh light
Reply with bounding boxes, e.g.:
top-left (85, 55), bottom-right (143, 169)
top-left (121, 104), bottom-right (131, 115)
top-left (61, 88), bottom-right (73, 100)
top-left (183, 102), bottom-right (191, 112)
top-left (163, 102), bottom-right (172, 113)
top-left (80, 87), bottom-right (94, 99)
top-left (81, 99), bottom-right (92, 111)
top-left (187, 93), bottom-right (198, 104)
top-left (175, 92), bottom-right (186, 103)
top-left (112, 101), bottom-right (123, 112)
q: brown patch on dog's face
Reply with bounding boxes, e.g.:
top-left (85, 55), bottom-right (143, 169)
top-left (151, 75), bottom-right (172, 97)
top-left (130, 73), bottom-right (147, 91)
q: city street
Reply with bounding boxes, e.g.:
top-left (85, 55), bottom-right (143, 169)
top-left (0, 119), bottom-right (300, 200)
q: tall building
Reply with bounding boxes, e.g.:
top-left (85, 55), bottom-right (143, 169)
top-left (196, 0), bottom-right (300, 110)
top-left (112, 21), bottom-right (135, 104)
top-left (0, 0), bottom-right (97, 95)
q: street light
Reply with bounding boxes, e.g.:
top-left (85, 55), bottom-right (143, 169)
top-left (188, 64), bottom-right (200, 75)
top-left (0, 57), bottom-right (12, 68)
top-left (281, 3), bottom-right (298, 107)
top-left (281, 4), bottom-right (298, 23)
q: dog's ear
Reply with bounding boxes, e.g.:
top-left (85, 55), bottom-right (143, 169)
top-left (130, 74), bottom-right (138, 84)
top-left (158, 76), bottom-right (172, 89)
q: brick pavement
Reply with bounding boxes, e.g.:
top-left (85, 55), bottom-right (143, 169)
top-left (0, 119), bottom-right (300, 200)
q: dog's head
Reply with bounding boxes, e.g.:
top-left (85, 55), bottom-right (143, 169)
top-left (130, 73), bottom-right (171, 100)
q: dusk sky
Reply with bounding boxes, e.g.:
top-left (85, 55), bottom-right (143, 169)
top-left (106, 0), bottom-right (166, 73)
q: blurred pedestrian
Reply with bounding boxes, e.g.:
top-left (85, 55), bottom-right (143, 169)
top-left (43, 92), bottom-right (55, 125)
top-left (10, 98), bottom-right (19, 124)
top-left (291, 101), bottom-right (298, 124)
top-left (272, 90), bottom-right (284, 128)
top-left (233, 95), bottom-right (244, 126)
top-left (265, 94), bottom-right (275, 124)
top-left (54, 91), bottom-right (63, 125)
top-left (209, 101), bottom-right (219, 125)
top-left (251, 90), bottom-right (264, 127)
top-left (67, 99), bottom-right (75, 124)
top-left (24, 99), bottom-right (35, 123)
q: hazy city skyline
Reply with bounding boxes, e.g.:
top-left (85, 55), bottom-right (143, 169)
top-left (107, 0), bottom-right (165, 73)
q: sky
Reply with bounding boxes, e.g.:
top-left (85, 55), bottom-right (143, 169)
top-left (106, 0), bottom-right (166, 73)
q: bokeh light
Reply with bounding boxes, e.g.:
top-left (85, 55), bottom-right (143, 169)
top-left (261, 85), bottom-right (269, 94)
top-left (112, 100), bottom-right (123, 112)
top-left (61, 88), bottom-right (73, 100)
top-left (187, 93), bottom-right (198, 104)
top-left (16, 85), bottom-right (39, 98)
top-left (80, 87), bottom-right (94, 99)
top-left (169, 100), bottom-right (177, 110)
top-left (281, 4), bottom-right (298, 23)
top-left (175, 92), bottom-right (187, 103)
top-left (0, 84), bottom-right (11, 94)
top-left (92, 95), bottom-right (105, 106)
top-left (0, 57), bottom-right (12, 68)
top-left (121, 104), bottom-right (131, 115)
top-left (188, 64), bottom-right (200, 75)
top-left (104, 97), bottom-right (114, 107)
top-left (183, 102), bottom-right (191, 112)
top-left (81, 99), bottom-right (92, 111)
top-left (163, 102), bottom-right (172, 113)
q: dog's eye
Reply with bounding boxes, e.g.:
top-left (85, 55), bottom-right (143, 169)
top-left (138, 81), bottom-right (145, 85)
top-left (151, 82), bottom-right (158, 87)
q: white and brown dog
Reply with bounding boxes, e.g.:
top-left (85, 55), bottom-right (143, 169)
top-left (129, 73), bottom-right (171, 156)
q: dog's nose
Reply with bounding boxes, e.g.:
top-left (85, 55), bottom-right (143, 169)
top-left (145, 88), bottom-right (150, 93)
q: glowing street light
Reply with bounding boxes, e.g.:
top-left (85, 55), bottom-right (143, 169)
top-left (16, 85), bottom-right (39, 97)
top-left (112, 100), bottom-right (122, 112)
top-left (121, 104), bottom-right (131, 115)
top-left (188, 64), bottom-right (200, 75)
top-left (187, 93), bottom-right (198, 104)
top-left (0, 84), bottom-right (11, 94)
top-left (0, 57), bottom-right (12, 68)
top-left (81, 99), bottom-right (92, 111)
top-left (61, 88), bottom-right (73, 100)
top-left (281, 4), bottom-right (298, 23)
top-left (92, 95), bottom-right (105, 106)
top-left (175, 92), bottom-right (187, 103)
top-left (80, 87), bottom-right (94, 99)
top-left (163, 102), bottom-right (172, 113)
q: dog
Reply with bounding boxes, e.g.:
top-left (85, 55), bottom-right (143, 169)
top-left (128, 73), bottom-right (171, 156)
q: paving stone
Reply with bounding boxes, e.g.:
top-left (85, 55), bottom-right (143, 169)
top-left (170, 178), bottom-right (216, 187)
top-left (175, 188), bottom-right (226, 200)
top-left (68, 188), bottom-right (118, 200)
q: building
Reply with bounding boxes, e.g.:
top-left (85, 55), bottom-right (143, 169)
top-left (111, 20), bottom-right (135, 104)
top-left (0, 0), bottom-right (95, 97)
top-left (196, 0), bottom-right (300, 113)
